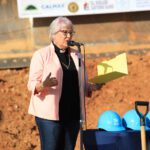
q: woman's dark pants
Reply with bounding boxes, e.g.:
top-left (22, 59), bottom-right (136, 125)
top-left (35, 117), bottom-right (80, 150)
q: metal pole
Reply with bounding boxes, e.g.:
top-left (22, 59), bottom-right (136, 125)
top-left (77, 44), bottom-right (86, 150)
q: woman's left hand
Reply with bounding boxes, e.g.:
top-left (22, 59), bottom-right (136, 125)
top-left (89, 83), bottom-right (105, 91)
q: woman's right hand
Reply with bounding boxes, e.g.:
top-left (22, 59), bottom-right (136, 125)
top-left (35, 72), bottom-right (58, 93)
top-left (43, 72), bottom-right (58, 87)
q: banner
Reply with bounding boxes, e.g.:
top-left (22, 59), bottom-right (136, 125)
top-left (17, 0), bottom-right (150, 18)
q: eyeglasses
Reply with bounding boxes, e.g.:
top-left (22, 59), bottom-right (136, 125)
top-left (59, 30), bottom-right (75, 36)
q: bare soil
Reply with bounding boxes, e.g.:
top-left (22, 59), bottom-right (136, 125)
top-left (0, 51), bottom-right (150, 150)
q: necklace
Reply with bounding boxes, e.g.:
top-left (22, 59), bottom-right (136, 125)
top-left (61, 54), bottom-right (70, 69)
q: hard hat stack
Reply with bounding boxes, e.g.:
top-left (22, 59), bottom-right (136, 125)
top-left (97, 110), bottom-right (125, 131)
top-left (122, 109), bottom-right (150, 131)
top-left (97, 109), bottom-right (150, 131)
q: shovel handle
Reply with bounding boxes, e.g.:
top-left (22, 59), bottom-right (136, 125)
top-left (141, 126), bottom-right (147, 150)
top-left (135, 101), bottom-right (149, 150)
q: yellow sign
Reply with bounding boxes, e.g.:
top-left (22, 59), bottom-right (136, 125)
top-left (90, 53), bottom-right (128, 83)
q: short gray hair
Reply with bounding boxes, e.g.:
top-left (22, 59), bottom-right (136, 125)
top-left (49, 16), bottom-right (74, 40)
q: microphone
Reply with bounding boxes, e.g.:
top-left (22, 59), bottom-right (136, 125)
top-left (67, 41), bottom-right (84, 46)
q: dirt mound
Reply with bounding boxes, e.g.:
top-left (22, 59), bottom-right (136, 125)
top-left (0, 51), bottom-right (150, 150)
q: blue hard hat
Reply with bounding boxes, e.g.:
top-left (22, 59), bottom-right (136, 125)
top-left (146, 112), bottom-right (150, 127)
top-left (123, 109), bottom-right (150, 130)
top-left (97, 110), bottom-right (125, 131)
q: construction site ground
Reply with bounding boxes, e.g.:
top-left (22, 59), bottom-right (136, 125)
top-left (0, 50), bottom-right (150, 150)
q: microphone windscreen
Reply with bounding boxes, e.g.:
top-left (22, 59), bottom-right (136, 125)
top-left (67, 41), bottom-right (75, 46)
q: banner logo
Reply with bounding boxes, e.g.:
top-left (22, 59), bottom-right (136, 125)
top-left (25, 5), bottom-right (37, 11)
top-left (68, 2), bottom-right (79, 13)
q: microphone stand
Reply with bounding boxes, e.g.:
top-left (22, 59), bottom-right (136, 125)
top-left (76, 44), bottom-right (86, 150)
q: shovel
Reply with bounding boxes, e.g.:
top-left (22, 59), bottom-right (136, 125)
top-left (135, 101), bottom-right (149, 150)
